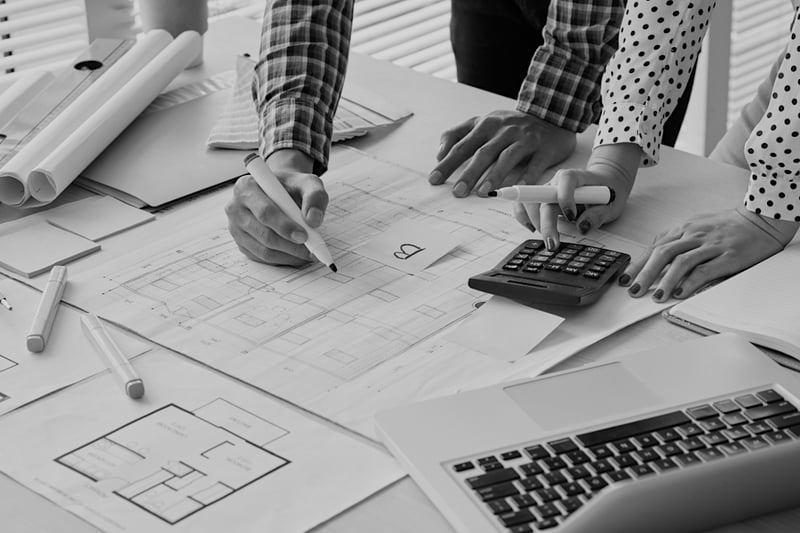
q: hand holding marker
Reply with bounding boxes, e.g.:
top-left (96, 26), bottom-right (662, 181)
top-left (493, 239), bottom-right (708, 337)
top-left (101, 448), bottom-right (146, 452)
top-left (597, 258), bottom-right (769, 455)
top-left (244, 153), bottom-right (337, 272)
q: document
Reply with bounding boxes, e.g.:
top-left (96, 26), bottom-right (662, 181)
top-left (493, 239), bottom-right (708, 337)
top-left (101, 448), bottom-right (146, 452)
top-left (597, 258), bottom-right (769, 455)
top-left (0, 349), bottom-right (402, 533)
top-left (0, 220), bottom-right (100, 278)
top-left (65, 150), bottom-right (669, 438)
top-left (0, 279), bottom-right (150, 415)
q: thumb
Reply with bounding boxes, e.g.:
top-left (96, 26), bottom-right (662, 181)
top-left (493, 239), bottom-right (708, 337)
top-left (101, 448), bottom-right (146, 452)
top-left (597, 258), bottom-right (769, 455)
top-left (287, 173), bottom-right (329, 228)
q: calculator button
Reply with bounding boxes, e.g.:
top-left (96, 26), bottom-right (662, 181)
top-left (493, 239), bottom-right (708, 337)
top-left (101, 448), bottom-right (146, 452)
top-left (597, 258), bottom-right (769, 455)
top-left (523, 266), bottom-right (540, 273)
top-left (598, 255), bottom-right (616, 262)
top-left (503, 264), bottom-right (520, 271)
top-left (588, 265), bottom-right (606, 273)
top-left (532, 255), bottom-right (550, 262)
top-left (578, 251), bottom-right (597, 258)
top-left (508, 259), bottom-right (524, 265)
top-left (545, 265), bottom-right (563, 272)
top-left (585, 247), bottom-right (601, 253)
top-left (564, 267), bottom-right (581, 275)
top-left (594, 260), bottom-right (613, 267)
top-left (604, 250), bottom-right (622, 257)
top-left (556, 252), bottom-right (575, 260)
top-left (550, 258), bottom-right (568, 265)
top-left (583, 271), bottom-right (600, 279)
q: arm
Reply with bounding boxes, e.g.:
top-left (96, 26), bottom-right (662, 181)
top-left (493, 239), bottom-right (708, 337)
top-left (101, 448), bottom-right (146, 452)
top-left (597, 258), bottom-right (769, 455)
top-left (430, 0), bottom-right (625, 197)
top-left (227, 0), bottom-right (353, 266)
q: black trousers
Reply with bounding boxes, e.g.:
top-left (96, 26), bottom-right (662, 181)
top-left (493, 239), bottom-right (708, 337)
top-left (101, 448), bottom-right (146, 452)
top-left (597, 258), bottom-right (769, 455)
top-left (449, 0), bottom-right (694, 147)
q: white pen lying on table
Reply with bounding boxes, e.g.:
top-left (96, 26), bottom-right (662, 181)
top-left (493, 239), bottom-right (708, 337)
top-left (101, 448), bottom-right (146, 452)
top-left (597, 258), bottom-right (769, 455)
top-left (81, 313), bottom-right (145, 399)
top-left (27, 265), bottom-right (68, 352)
top-left (488, 185), bottom-right (614, 204)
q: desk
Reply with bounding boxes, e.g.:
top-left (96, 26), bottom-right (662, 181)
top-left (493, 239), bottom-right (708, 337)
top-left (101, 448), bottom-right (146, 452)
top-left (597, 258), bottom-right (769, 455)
top-left (1, 16), bottom-right (799, 533)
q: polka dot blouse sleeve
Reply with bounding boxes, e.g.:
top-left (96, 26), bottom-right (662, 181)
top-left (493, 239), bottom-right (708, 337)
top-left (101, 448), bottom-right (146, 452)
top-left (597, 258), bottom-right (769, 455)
top-left (742, 8), bottom-right (800, 222)
top-left (594, 0), bottom-right (715, 166)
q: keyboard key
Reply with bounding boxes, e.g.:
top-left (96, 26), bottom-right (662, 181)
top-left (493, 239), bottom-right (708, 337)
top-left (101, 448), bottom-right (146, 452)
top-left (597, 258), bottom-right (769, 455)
top-left (548, 438), bottom-right (579, 454)
top-left (653, 458), bottom-right (678, 471)
top-left (699, 419), bottom-right (727, 432)
top-left (680, 437), bottom-right (706, 451)
top-left (520, 462), bottom-right (544, 477)
top-left (520, 477), bottom-right (544, 491)
top-left (764, 430), bottom-right (793, 444)
top-left (488, 499), bottom-right (513, 514)
top-left (768, 411), bottom-right (800, 429)
top-left (677, 424), bottom-right (704, 438)
top-left (674, 453), bottom-right (702, 467)
top-left (722, 427), bottom-right (750, 441)
top-left (536, 488), bottom-right (561, 502)
top-left (633, 434), bottom-right (660, 448)
top-left (565, 450), bottom-right (591, 465)
top-left (541, 457), bottom-right (567, 471)
top-left (735, 394), bottom-right (763, 409)
top-left (509, 526), bottom-right (533, 533)
top-left (477, 482), bottom-right (520, 501)
top-left (499, 509), bottom-right (536, 528)
top-left (719, 442), bottom-right (747, 456)
top-left (543, 471), bottom-right (567, 486)
top-left (566, 465), bottom-right (590, 480)
top-left (657, 443), bottom-right (683, 457)
top-left (561, 482), bottom-right (585, 497)
top-left (483, 462), bottom-right (504, 472)
top-left (787, 425), bottom-right (800, 438)
top-left (713, 399), bottom-right (741, 414)
top-left (696, 448), bottom-right (725, 461)
top-left (702, 433), bottom-right (729, 446)
top-left (453, 461), bottom-right (474, 472)
top-left (634, 449), bottom-right (661, 463)
top-left (687, 405), bottom-right (718, 420)
top-left (560, 496), bottom-right (583, 513)
top-left (656, 428), bottom-right (682, 442)
top-left (536, 518), bottom-right (559, 529)
top-left (742, 436), bottom-right (770, 451)
top-left (478, 455), bottom-right (499, 465)
top-left (611, 439), bottom-right (636, 454)
top-left (746, 421), bottom-right (773, 435)
top-left (721, 413), bottom-right (748, 426)
top-left (584, 476), bottom-right (609, 491)
top-left (746, 401), bottom-right (797, 421)
top-left (512, 494), bottom-right (537, 508)
top-left (576, 411), bottom-right (691, 447)
top-left (631, 464), bottom-right (655, 477)
top-left (467, 468), bottom-right (520, 489)
top-left (607, 470), bottom-right (632, 482)
top-left (588, 445), bottom-right (613, 459)
top-left (501, 450), bottom-right (523, 461)
top-left (590, 459), bottom-right (614, 474)
top-left (612, 454), bottom-right (638, 469)
top-left (757, 389), bottom-right (784, 404)
top-left (525, 445), bottom-right (551, 460)
top-left (536, 503), bottom-right (561, 518)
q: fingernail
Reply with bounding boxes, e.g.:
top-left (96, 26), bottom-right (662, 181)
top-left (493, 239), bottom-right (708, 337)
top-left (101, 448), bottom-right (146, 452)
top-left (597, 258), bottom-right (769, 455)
top-left (477, 182), bottom-right (492, 196)
top-left (306, 207), bottom-right (324, 227)
top-left (673, 287), bottom-right (683, 297)
top-left (564, 209), bottom-right (575, 221)
top-left (545, 237), bottom-right (556, 251)
top-left (525, 223), bottom-right (536, 233)
top-left (429, 170), bottom-right (443, 184)
top-left (618, 273), bottom-right (631, 286)
top-left (436, 143), bottom-right (445, 159)
top-left (628, 283), bottom-right (641, 296)
top-left (653, 289), bottom-right (664, 301)
top-left (453, 182), bottom-right (468, 197)
top-left (290, 231), bottom-right (307, 244)
top-left (578, 220), bottom-right (591, 234)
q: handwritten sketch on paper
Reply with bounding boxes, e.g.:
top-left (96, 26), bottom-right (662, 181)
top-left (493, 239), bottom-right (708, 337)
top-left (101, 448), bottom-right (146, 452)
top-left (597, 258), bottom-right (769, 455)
top-left (67, 150), bottom-right (666, 437)
top-left (0, 351), bottom-right (402, 533)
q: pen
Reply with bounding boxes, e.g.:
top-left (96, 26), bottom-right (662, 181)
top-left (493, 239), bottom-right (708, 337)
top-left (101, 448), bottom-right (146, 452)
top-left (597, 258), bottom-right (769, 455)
top-left (80, 313), bottom-right (145, 399)
top-left (26, 265), bottom-right (67, 352)
top-left (244, 153), bottom-right (337, 272)
top-left (0, 290), bottom-right (10, 310)
top-left (488, 185), bottom-right (614, 204)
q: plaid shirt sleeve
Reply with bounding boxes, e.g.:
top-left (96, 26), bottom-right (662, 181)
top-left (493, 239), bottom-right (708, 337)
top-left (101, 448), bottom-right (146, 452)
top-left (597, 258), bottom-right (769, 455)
top-left (255, 0), bottom-right (353, 175)
top-left (516, 0), bottom-right (624, 133)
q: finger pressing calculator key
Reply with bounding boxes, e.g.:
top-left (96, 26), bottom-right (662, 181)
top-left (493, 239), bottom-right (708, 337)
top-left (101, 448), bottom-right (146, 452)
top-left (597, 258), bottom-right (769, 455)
top-left (468, 239), bottom-right (631, 306)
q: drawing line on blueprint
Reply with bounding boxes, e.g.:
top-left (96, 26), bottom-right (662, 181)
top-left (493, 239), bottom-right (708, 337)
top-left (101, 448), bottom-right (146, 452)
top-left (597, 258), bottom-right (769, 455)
top-left (56, 401), bottom-right (290, 524)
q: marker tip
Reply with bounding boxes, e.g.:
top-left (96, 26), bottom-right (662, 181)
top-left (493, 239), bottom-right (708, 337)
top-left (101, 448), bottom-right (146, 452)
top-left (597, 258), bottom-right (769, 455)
top-left (329, 264), bottom-right (338, 273)
top-left (487, 191), bottom-right (498, 197)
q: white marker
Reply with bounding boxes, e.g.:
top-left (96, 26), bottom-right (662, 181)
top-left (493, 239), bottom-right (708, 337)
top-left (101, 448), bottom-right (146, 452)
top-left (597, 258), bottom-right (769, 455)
top-left (244, 153), bottom-right (337, 272)
top-left (81, 313), bottom-right (145, 399)
top-left (488, 185), bottom-right (614, 204)
top-left (26, 265), bottom-right (68, 352)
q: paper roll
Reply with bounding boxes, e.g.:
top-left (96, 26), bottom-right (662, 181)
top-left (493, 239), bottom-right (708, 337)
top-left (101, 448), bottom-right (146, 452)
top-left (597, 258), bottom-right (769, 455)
top-left (0, 30), bottom-right (173, 207)
top-left (0, 71), bottom-right (55, 129)
top-left (28, 31), bottom-right (201, 204)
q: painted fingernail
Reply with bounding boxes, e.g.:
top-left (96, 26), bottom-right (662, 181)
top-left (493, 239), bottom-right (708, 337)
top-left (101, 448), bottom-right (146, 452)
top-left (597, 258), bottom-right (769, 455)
top-left (653, 289), bottom-right (664, 300)
top-left (628, 283), bottom-right (641, 296)
top-left (618, 273), bottom-right (631, 286)
top-left (564, 209), bottom-right (575, 221)
top-left (306, 207), bottom-right (324, 227)
top-left (428, 170), bottom-right (443, 184)
top-left (453, 182), bottom-right (468, 197)
top-left (525, 223), bottom-right (536, 233)
top-left (478, 183), bottom-right (492, 195)
top-left (290, 231), bottom-right (307, 243)
top-left (545, 237), bottom-right (556, 251)
top-left (673, 287), bottom-right (683, 297)
top-left (578, 220), bottom-right (591, 234)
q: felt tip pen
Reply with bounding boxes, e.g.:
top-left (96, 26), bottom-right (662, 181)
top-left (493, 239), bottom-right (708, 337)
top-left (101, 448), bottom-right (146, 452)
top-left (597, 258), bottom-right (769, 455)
top-left (243, 153), bottom-right (337, 272)
top-left (81, 313), bottom-right (145, 400)
top-left (26, 265), bottom-right (68, 352)
top-left (488, 185), bottom-right (614, 204)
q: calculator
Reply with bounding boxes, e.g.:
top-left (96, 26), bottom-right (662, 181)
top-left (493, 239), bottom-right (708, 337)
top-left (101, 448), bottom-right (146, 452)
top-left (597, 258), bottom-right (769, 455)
top-left (468, 239), bottom-right (631, 306)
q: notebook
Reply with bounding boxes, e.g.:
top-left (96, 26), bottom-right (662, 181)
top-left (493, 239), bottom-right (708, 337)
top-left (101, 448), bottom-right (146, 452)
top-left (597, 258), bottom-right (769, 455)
top-left (664, 243), bottom-right (800, 361)
top-left (375, 333), bottom-right (800, 533)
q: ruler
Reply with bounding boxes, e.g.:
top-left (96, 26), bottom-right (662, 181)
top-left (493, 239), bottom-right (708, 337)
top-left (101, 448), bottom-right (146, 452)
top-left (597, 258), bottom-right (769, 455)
top-left (0, 38), bottom-right (134, 167)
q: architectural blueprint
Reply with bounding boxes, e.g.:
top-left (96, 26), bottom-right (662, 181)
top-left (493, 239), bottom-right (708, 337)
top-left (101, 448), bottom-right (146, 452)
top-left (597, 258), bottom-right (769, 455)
top-left (67, 150), bottom-right (668, 437)
top-left (0, 350), bottom-right (402, 533)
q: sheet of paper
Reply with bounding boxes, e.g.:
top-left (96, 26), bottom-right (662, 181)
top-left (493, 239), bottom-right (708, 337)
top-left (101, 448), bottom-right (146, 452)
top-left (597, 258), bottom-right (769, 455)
top-left (66, 150), bottom-right (670, 438)
top-left (0, 278), bottom-right (151, 415)
top-left (46, 195), bottom-right (155, 241)
top-left (353, 218), bottom-right (462, 274)
top-left (0, 220), bottom-right (100, 277)
top-left (0, 349), bottom-right (402, 533)
top-left (444, 296), bottom-right (565, 362)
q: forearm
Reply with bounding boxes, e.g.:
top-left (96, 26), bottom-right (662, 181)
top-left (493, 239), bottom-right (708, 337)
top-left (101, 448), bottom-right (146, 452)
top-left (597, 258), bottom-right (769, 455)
top-left (255, 0), bottom-right (354, 175)
top-left (586, 143), bottom-right (641, 189)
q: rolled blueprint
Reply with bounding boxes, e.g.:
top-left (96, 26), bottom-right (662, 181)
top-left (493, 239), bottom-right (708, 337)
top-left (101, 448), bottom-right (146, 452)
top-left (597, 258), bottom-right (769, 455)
top-left (0, 71), bottom-right (55, 129)
top-left (0, 30), bottom-right (173, 207)
top-left (29, 30), bottom-right (201, 204)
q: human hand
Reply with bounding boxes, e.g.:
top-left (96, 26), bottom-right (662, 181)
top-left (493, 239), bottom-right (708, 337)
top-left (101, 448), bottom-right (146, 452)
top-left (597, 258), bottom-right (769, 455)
top-left (513, 144), bottom-right (639, 250)
top-left (620, 206), bottom-right (799, 302)
top-left (429, 110), bottom-right (576, 198)
top-left (225, 149), bottom-right (328, 266)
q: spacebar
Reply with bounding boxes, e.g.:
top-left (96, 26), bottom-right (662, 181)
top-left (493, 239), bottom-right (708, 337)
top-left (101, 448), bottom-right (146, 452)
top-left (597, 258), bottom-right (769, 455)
top-left (576, 411), bottom-right (691, 447)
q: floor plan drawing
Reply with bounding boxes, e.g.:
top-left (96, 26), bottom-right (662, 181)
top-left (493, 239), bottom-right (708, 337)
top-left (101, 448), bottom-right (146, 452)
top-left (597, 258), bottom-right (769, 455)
top-left (0, 353), bottom-right (17, 373)
top-left (57, 400), bottom-right (290, 524)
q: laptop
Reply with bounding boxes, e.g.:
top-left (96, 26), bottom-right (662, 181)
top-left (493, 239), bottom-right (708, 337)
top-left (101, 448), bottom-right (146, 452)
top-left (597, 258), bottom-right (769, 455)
top-left (375, 333), bottom-right (800, 533)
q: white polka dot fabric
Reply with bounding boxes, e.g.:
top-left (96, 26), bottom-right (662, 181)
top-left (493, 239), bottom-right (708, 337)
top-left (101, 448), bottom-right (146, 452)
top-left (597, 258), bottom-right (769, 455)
top-left (595, 0), bottom-right (800, 223)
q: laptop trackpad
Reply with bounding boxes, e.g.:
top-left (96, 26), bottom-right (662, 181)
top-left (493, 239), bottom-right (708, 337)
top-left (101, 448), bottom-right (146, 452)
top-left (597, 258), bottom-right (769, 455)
top-left (504, 362), bottom-right (663, 431)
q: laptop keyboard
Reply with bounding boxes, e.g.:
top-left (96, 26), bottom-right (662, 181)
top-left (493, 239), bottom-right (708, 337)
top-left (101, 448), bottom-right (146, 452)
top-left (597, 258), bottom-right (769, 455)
top-left (450, 388), bottom-right (800, 532)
